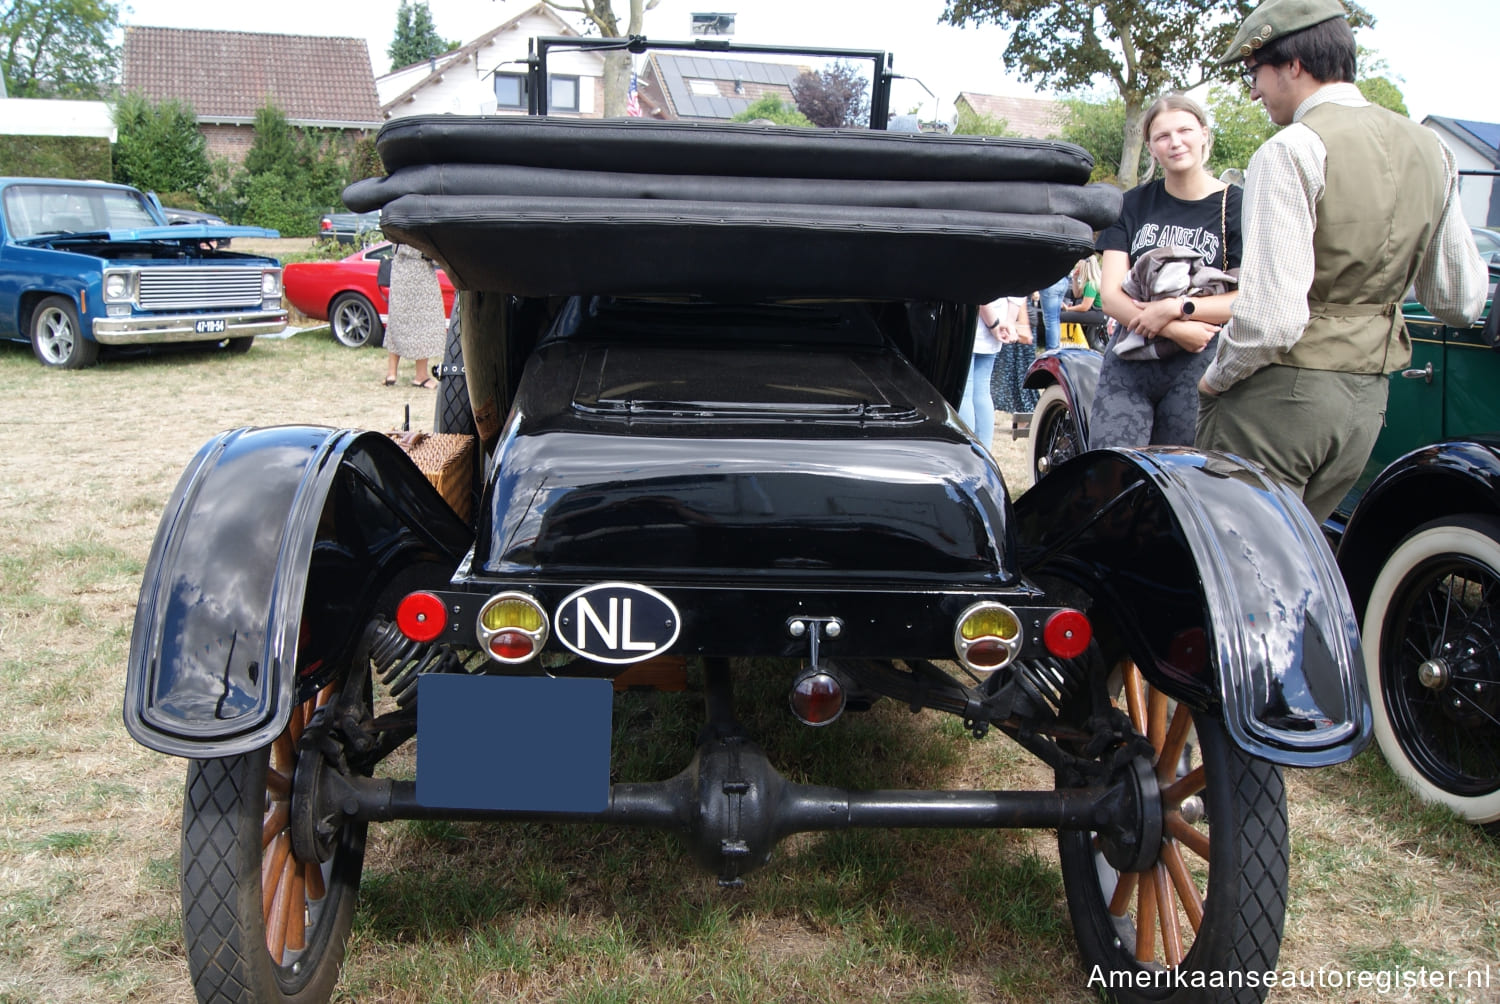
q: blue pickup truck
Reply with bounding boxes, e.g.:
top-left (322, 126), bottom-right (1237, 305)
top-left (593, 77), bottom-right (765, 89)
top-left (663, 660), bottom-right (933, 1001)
top-left (0, 177), bottom-right (288, 368)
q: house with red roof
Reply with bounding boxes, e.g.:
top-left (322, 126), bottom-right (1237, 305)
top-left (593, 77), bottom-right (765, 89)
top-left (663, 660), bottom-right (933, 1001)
top-left (953, 92), bottom-right (1065, 139)
top-left (120, 26), bottom-right (382, 164)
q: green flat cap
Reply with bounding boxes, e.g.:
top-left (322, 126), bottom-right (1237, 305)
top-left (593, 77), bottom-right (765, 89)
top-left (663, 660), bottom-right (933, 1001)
top-left (1216, 0), bottom-right (1348, 66)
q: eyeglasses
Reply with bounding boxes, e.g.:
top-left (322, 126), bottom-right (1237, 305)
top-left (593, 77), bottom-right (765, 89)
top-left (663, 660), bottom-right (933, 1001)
top-left (1240, 61), bottom-right (1271, 89)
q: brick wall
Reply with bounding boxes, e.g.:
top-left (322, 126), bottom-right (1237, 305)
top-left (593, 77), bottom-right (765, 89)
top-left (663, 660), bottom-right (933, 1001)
top-left (201, 124), bottom-right (257, 165)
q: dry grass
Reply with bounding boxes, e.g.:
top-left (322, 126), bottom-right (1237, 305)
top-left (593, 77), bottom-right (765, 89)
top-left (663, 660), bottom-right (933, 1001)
top-left (0, 332), bottom-right (1496, 1004)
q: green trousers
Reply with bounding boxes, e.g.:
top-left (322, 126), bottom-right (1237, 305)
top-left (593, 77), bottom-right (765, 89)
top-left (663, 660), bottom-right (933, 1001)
top-left (1196, 364), bottom-right (1388, 523)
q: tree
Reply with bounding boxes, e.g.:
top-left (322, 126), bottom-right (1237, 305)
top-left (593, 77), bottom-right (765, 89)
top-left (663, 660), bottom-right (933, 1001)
top-left (387, 0), bottom-right (459, 70)
top-left (232, 104), bottom-right (360, 235)
top-left (730, 94), bottom-right (812, 127)
top-left (1204, 84), bottom-right (1277, 174)
top-left (538, 0), bottom-right (658, 118)
top-left (1355, 45), bottom-right (1408, 116)
top-left (112, 93), bottom-right (212, 197)
top-left (1357, 76), bottom-right (1407, 116)
top-left (942, 0), bottom-right (1373, 188)
top-left (1058, 95), bottom-right (1137, 185)
top-left (791, 61), bottom-right (870, 129)
top-left (953, 106), bottom-right (1011, 137)
top-left (0, 0), bottom-right (119, 98)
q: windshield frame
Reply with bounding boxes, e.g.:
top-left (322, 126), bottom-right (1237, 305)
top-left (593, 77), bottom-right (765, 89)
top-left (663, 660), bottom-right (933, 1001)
top-left (2, 183), bottom-right (162, 239)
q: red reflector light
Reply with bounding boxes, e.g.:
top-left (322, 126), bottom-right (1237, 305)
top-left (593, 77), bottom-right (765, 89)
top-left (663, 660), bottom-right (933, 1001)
top-left (789, 671), bottom-right (845, 726)
top-left (1043, 609), bottom-right (1092, 659)
top-left (488, 630), bottom-right (535, 661)
top-left (395, 591), bottom-right (447, 643)
top-left (320, 219), bottom-right (332, 231)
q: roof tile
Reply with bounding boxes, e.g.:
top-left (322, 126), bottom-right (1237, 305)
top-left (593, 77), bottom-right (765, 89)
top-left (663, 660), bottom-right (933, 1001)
top-left (121, 26), bottom-right (381, 125)
top-left (957, 91), bottom-right (1065, 140)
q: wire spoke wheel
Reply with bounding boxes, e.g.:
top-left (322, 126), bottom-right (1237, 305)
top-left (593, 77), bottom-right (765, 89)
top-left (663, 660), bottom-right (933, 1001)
top-left (181, 679), bottom-right (367, 1004)
top-left (1059, 662), bottom-right (1288, 1002)
top-left (1030, 384), bottom-right (1080, 483)
top-left (1364, 516), bottom-right (1500, 829)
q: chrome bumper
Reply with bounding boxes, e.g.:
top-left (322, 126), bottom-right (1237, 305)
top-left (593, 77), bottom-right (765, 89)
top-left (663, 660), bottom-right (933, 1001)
top-left (92, 310), bottom-right (288, 345)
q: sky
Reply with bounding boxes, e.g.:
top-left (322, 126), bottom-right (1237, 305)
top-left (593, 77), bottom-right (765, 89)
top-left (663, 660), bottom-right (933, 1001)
top-left (115, 0), bottom-right (1498, 125)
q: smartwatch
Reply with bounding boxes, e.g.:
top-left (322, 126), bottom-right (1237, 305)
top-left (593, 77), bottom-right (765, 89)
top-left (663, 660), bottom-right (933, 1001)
top-left (1180, 298), bottom-right (1196, 318)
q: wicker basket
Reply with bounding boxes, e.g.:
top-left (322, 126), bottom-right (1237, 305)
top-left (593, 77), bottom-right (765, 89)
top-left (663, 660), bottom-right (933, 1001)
top-left (390, 432), bottom-right (475, 522)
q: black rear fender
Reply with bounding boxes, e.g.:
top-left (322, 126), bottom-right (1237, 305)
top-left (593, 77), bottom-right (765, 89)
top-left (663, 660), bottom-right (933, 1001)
top-left (1336, 439), bottom-right (1500, 617)
top-left (123, 427), bottom-right (473, 758)
top-left (1014, 447), bottom-right (1370, 766)
top-left (1024, 347), bottom-right (1100, 447)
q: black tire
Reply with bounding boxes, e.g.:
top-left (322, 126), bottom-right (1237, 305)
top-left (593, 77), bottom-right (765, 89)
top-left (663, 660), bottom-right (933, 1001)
top-left (180, 684), bottom-right (366, 1004)
top-left (225, 336), bottom-right (255, 354)
top-left (1058, 663), bottom-right (1288, 1003)
top-left (1030, 383), bottom-right (1081, 484)
top-left (1362, 515), bottom-right (1500, 831)
top-left (29, 295), bottom-right (99, 369)
top-left (434, 301), bottom-right (476, 437)
top-left (329, 292), bottom-right (383, 349)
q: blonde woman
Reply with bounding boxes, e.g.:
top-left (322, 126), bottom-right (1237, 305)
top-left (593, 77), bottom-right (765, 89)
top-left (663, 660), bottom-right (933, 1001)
top-left (1062, 256), bottom-right (1102, 313)
top-left (1091, 94), bottom-right (1241, 448)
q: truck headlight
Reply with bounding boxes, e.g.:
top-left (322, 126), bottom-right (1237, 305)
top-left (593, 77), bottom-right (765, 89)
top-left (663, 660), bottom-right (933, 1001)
top-left (261, 270), bottom-right (282, 296)
top-left (103, 271), bottom-right (132, 302)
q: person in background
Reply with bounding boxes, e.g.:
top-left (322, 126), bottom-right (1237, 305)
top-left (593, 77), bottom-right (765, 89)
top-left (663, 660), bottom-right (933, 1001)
top-left (1197, 0), bottom-right (1487, 521)
top-left (383, 243), bottom-right (445, 389)
top-left (1061, 256), bottom-right (1102, 315)
top-left (1060, 255), bottom-right (1110, 350)
top-left (1037, 272), bottom-right (1072, 351)
top-left (959, 297), bottom-right (1008, 448)
top-left (1092, 93), bottom-right (1241, 449)
top-left (993, 295), bottom-right (1040, 415)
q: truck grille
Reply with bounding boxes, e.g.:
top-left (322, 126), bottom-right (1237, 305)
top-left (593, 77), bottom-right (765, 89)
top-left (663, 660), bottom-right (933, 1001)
top-left (138, 268), bottom-right (265, 310)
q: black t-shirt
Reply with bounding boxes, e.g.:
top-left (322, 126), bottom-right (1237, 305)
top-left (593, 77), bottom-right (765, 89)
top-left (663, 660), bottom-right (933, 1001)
top-left (1097, 179), bottom-right (1243, 271)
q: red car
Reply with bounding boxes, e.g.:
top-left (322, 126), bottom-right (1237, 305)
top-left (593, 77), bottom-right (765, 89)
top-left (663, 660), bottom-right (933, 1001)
top-left (283, 241), bottom-right (456, 348)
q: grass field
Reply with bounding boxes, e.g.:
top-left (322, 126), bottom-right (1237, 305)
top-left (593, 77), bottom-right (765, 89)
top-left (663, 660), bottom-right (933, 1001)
top-left (0, 331), bottom-right (1497, 1003)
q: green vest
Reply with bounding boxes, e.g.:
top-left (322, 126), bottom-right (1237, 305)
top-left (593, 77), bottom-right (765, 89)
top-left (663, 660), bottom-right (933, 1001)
top-left (1279, 100), bottom-right (1448, 374)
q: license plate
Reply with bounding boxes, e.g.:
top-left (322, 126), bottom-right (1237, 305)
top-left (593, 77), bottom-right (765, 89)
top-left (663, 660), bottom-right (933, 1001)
top-left (194, 318), bottom-right (226, 334)
top-left (416, 674), bottom-right (612, 812)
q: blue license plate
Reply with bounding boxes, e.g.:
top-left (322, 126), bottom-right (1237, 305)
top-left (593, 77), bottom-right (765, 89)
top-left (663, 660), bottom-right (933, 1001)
top-left (416, 674), bottom-right (612, 812)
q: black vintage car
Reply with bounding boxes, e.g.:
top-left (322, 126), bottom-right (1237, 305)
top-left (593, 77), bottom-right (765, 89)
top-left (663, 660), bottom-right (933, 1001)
top-left (123, 38), bottom-right (1369, 1004)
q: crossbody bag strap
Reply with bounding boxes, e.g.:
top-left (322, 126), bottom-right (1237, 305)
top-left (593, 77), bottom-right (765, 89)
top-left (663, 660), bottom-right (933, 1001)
top-left (1220, 186), bottom-right (1228, 270)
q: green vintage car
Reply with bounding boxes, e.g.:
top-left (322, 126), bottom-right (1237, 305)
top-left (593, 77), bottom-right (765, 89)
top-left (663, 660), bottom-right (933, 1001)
top-left (1326, 262), bottom-right (1500, 832)
top-left (1024, 260), bottom-right (1500, 831)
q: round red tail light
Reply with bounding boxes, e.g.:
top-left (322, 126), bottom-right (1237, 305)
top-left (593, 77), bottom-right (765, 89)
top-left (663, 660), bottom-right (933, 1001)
top-left (964, 638), bottom-right (1011, 669)
top-left (488, 630), bottom-right (536, 661)
top-left (1043, 609), bottom-right (1092, 659)
top-left (790, 671), bottom-right (845, 726)
top-left (475, 591), bottom-right (550, 664)
top-left (396, 591), bottom-right (447, 643)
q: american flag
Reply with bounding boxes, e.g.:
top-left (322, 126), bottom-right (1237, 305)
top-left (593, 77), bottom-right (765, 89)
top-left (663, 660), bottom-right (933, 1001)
top-left (626, 72), bottom-right (642, 117)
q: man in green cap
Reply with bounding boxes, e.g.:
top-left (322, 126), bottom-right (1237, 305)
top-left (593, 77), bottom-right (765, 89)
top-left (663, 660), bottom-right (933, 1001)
top-left (1195, 0), bottom-right (1488, 521)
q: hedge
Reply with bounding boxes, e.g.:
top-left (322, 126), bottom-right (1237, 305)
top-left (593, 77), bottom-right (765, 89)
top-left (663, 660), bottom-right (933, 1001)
top-left (0, 136), bottom-right (112, 181)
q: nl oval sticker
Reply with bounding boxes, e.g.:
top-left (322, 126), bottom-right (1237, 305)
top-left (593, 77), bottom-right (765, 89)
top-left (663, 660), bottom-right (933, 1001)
top-left (555, 582), bottom-right (680, 664)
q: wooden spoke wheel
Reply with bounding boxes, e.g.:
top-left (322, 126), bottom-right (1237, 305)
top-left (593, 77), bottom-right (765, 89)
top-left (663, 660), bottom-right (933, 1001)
top-left (1058, 662), bottom-right (1289, 1002)
top-left (181, 683), bottom-right (367, 1004)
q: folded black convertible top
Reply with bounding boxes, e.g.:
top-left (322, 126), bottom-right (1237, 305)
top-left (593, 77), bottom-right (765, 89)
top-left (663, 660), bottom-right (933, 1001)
top-left (346, 116), bottom-right (1121, 303)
